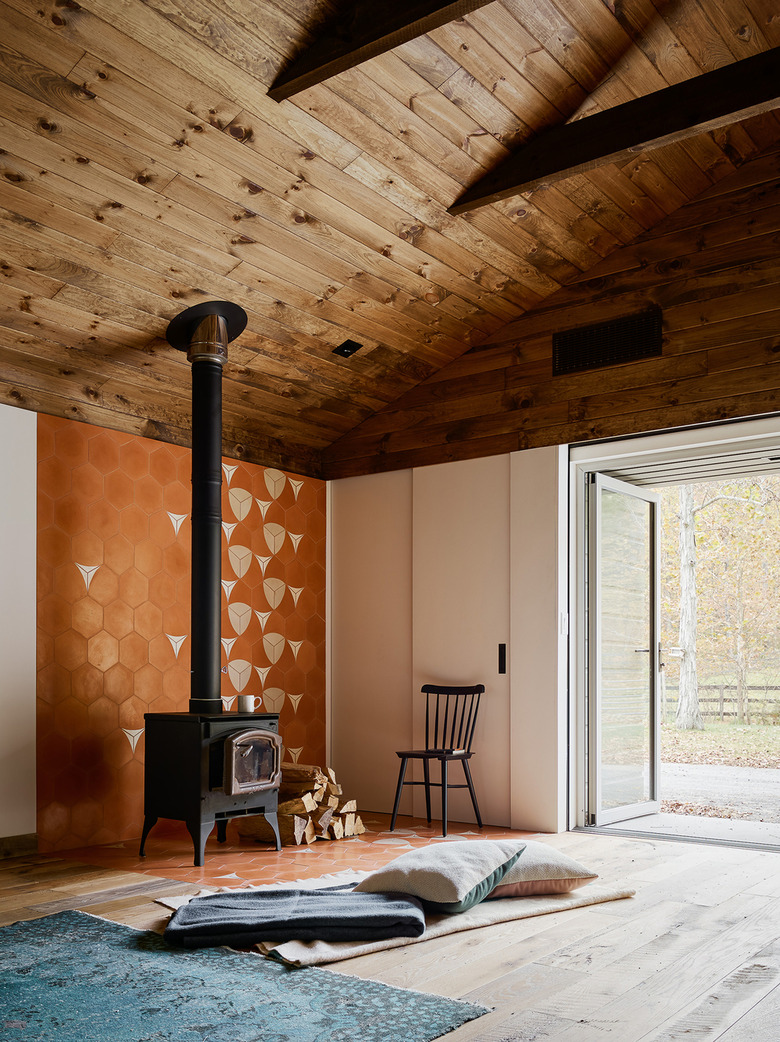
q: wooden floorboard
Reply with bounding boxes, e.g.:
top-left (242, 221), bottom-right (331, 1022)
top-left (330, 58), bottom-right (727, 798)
top-left (1, 827), bottom-right (778, 1040)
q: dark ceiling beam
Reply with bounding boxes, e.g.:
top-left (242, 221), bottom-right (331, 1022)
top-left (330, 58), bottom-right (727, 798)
top-left (268, 0), bottom-right (494, 102)
top-left (448, 47), bottom-right (780, 215)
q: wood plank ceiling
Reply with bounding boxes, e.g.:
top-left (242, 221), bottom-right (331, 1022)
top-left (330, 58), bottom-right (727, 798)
top-left (1, 0), bottom-right (779, 478)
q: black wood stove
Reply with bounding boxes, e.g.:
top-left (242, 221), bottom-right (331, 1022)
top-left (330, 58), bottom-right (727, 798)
top-left (139, 302), bottom-right (283, 866)
top-left (139, 711), bottom-right (282, 867)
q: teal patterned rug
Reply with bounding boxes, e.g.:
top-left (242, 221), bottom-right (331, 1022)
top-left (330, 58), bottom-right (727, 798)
top-left (0, 910), bottom-right (488, 1041)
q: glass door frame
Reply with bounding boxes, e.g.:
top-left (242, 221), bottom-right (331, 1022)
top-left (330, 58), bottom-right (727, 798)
top-left (586, 473), bottom-right (660, 825)
top-left (568, 416), bottom-right (780, 833)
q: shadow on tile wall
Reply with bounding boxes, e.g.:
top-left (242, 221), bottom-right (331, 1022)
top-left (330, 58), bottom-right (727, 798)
top-left (37, 415), bottom-right (326, 852)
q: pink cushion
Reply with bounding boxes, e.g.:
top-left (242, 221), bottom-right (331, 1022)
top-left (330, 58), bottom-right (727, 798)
top-left (486, 841), bottom-right (597, 898)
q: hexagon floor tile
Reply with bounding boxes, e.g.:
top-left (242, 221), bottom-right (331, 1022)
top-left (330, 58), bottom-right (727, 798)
top-left (41, 814), bottom-right (536, 888)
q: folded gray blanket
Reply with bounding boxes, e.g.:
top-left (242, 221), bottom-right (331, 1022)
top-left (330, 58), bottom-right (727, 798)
top-left (163, 885), bottom-right (426, 949)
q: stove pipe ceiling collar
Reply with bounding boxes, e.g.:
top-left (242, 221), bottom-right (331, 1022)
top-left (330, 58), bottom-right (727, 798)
top-left (166, 301), bottom-right (248, 714)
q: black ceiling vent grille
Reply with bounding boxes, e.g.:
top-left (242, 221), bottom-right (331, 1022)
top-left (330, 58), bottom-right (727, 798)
top-left (333, 339), bottom-right (363, 358)
top-left (552, 306), bottom-right (662, 376)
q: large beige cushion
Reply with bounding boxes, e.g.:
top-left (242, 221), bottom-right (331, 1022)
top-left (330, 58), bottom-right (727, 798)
top-left (488, 841), bottom-right (597, 898)
top-left (354, 839), bottom-right (526, 914)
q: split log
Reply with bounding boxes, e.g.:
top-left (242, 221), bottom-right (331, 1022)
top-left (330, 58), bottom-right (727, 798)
top-left (236, 812), bottom-right (314, 846)
top-left (277, 792), bottom-right (318, 816)
top-left (278, 763), bottom-right (328, 799)
top-left (248, 762), bottom-right (363, 845)
top-left (312, 805), bottom-right (334, 834)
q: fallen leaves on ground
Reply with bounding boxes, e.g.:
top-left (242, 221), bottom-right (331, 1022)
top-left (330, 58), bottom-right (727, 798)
top-left (660, 800), bottom-right (759, 820)
top-left (660, 725), bottom-right (780, 769)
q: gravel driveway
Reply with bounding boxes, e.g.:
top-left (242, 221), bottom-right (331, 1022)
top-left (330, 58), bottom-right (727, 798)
top-left (661, 762), bottom-right (780, 821)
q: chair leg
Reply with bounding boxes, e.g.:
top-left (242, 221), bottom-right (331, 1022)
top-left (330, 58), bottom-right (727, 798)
top-left (441, 758), bottom-right (448, 837)
top-left (390, 757), bottom-right (408, 831)
top-left (462, 759), bottom-right (483, 828)
top-left (423, 759), bottom-right (432, 824)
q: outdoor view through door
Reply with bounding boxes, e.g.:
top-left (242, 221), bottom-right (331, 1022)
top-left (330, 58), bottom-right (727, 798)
top-left (586, 470), bottom-right (780, 845)
top-left (652, 475), bottom-right (780, 837)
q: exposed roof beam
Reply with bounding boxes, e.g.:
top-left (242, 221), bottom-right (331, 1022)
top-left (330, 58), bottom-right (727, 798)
top-left (448, 47), bottom-right (780, 215)
top-left (268, 0), bottom-right (494, 102)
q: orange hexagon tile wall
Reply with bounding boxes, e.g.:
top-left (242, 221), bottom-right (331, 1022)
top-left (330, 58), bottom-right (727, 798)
top-left (37, 416), bottom-right (326, 852)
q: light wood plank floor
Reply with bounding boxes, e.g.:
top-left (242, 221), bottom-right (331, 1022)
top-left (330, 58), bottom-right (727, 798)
top-left (2, 822), bottom-right (779, 1040)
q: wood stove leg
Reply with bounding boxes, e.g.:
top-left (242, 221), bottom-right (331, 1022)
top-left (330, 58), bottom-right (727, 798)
top-left (187, 818), bottom-right (214, 867)
top-left (265, 811), bottom-right (282, 851)
top-left (216, 819), bottom-right (228, 843)
top-left (138, 814), bottom-right (158, 857)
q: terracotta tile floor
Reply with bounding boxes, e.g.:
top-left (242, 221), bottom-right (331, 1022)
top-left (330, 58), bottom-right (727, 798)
top-left (50, 814), bottom-right (536, 889)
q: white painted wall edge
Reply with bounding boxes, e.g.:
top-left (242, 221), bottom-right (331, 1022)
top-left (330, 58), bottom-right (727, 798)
top-left (325, 480), bottom-right (333, 771)
top-left (509, 444), bottom-right (569, 834)
top-left (0, 404), bottom-right (37, 838)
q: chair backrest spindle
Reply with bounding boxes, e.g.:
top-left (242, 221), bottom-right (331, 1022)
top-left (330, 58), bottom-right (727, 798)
top-left (421, 683), bottom-right (484, 753)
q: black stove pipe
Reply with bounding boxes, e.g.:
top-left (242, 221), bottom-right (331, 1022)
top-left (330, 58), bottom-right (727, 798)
top-left (166, 301), bottom-right (248, 714)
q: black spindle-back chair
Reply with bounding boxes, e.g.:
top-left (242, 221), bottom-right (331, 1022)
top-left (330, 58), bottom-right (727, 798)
top-left (390, 684), bottom-right (484, 837)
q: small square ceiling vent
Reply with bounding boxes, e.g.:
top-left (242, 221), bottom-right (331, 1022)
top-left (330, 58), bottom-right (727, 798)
top-left (333, 339), bottom-right (363, 358)
top-left (552, 306), bottom-right (662, 376)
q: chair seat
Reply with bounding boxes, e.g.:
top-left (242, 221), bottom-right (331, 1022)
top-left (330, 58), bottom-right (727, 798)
top-left (395, 748), bottom-right (471, 759)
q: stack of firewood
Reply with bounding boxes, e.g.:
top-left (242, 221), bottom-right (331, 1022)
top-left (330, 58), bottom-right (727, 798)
top-left (236, 763), bottom-right (365, 846)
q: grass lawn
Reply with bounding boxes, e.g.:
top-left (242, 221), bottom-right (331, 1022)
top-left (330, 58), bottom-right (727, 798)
top-left (660, 720), bottom-right (780, 769)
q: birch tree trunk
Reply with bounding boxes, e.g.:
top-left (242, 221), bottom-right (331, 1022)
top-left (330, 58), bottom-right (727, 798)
top-left (735, 570), bottom-right (749, 723)
top-left (676, 484), bottom-right (704, 730)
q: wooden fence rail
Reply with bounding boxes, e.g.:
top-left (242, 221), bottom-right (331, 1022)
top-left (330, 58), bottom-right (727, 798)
top-left (663, 684), bottom-right (780, 723)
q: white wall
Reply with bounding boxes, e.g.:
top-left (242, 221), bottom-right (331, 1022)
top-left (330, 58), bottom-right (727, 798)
top-left (0, 404), bottom-right (37, 839)
top-left (329, 446), bottom-right (568, 834)
top-left (329, 470), bottom-right (414, 814)
top-left (412, 456), bottom-right (511, 826)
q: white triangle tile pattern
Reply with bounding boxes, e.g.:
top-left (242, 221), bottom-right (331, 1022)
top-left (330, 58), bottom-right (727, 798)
top-left (167, 512), bottom-right (188, 535)
top-left (76, 563), bottom-right (100, 591)
top-left (166, 634), bottom-right (187, 658)
top-left (122, 727), bottom-right (144, 752)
